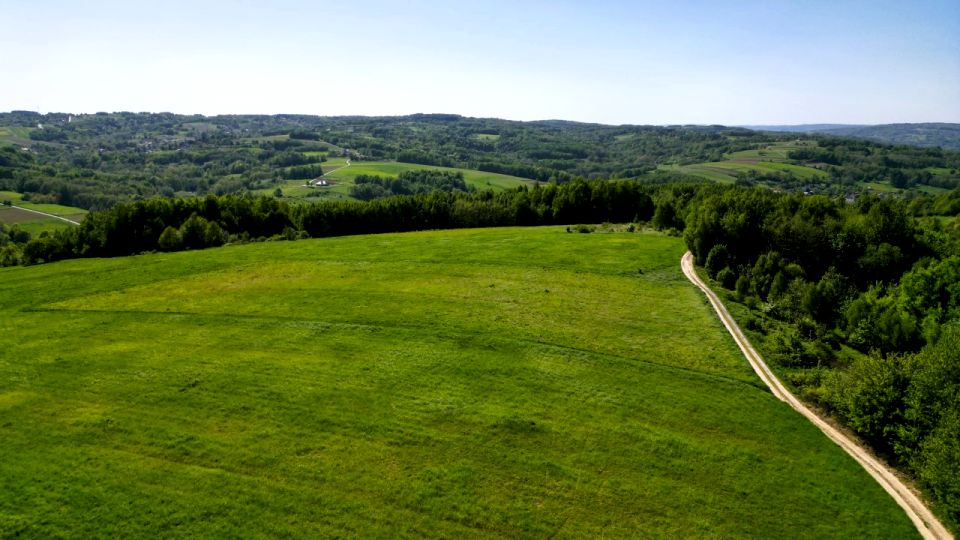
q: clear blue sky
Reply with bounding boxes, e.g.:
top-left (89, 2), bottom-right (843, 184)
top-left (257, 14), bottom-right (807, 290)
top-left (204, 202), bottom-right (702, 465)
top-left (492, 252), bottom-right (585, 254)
top-left (2, 0), bottom-right (958, 124)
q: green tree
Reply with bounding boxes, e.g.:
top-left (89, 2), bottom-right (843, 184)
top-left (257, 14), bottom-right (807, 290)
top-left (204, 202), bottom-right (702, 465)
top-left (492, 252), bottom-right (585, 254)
top-left (180, 213), bottom-right (209, 250)
top-left (705, 244), bottom-right (730, 278)
top-left (0, 244), bottom-right (21, 266)
top-left (828, 352), bottom-right (910, 453)
top-left (204, 221), bottom-right (228, 247)
top-left (158, 226), bottom-right (182, 251)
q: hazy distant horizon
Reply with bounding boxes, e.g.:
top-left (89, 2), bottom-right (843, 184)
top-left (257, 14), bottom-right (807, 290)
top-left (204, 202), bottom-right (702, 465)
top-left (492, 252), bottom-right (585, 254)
top-left (6, 110), bottom-right (958, 130)
top-left (3, 0), bottom-right (958, 125)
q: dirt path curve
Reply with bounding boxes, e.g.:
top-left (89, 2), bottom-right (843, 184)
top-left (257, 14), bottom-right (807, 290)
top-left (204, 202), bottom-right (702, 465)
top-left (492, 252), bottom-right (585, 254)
top-left (10, 204), bottom-right (80, 225)
top-left (681, 251), bottom-right (952, 540)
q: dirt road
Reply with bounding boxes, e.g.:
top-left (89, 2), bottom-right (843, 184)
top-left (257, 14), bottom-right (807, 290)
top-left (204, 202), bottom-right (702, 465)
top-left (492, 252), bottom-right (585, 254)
top-left (681, 251), bottom-right (952, 540)
top-left (8, 204), bottom-right (81, 225)
top-left (322, 159), bottom-right (350, 177)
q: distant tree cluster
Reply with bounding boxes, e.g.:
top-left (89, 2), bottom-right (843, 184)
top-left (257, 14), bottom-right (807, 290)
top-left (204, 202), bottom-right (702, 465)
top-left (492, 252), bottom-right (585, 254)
top-left (279, 164), bottom-right (325, 180)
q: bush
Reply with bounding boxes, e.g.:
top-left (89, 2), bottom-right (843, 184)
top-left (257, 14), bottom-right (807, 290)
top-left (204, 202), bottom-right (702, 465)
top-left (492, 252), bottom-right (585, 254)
top-left (735, 274), bottom-right (751, 299)
top-left (204, 221), bottom-right (228, 247)
top-left (179, 214), bottom-right (209, 250)
top-left (0, 244), bottom-right (21, 266)
top-left (913, 411), bottom-right (960, 523)
top-left (158, 226), bottom-right (182, 251)
top-left (705, 244), bottom-right (730, 278)
top-left (826, 352), bottom-right (909, 454)
top-left (716, 267), bottom-right (736, 289)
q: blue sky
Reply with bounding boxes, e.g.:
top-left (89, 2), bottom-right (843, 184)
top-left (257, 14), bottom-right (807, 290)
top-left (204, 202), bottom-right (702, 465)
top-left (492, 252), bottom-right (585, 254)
top-left (2, 0), bottom-right (958, 124)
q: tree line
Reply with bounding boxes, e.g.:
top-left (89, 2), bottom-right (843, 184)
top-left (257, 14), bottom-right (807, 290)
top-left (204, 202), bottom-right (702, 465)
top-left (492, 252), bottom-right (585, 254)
top-left (349, 170), bottom-right (472, 200)
top-left (7, 180), bottom-right (655, 265)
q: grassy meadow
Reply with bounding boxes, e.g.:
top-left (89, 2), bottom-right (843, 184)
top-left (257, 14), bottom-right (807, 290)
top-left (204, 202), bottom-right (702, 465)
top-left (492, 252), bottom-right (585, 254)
top-left (0, 127), bottom-right (34, 147)
top-left (257, 161), bottom-right (532, 201)
top-left (0, 227), bottom-right (917, 538)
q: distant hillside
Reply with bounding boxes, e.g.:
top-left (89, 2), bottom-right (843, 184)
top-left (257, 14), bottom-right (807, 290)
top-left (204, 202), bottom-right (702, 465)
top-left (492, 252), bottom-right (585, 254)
top-left (821, 123), bottom-right (960, 150)
top-left (745, 123), bottom-right (960, 150)
top-left (745, 124), bottom-right (866, 133)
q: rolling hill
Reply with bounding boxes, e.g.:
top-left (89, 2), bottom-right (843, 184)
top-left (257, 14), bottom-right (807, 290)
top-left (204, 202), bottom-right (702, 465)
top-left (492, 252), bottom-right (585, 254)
top-left (745, 123), bottom-right (960, 150)
top-left (0, 227), bottom-right (919, 537)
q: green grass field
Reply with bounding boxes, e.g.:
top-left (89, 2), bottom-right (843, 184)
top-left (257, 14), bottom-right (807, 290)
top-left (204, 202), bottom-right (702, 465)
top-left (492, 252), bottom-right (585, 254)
top-left (326, 161), bottom-right (532, 191)
top-left (0, 191), bottom-right (87, 219)
top-left (15, 202), bottom-right (87, 218)
top-left (0, 206), bottom-right (83, 235)
top-left (0, 192), bottom-right (86, 233)
top-left (1, 215), bottom-right (75, 236)
top-left (0, 127), bottom-right (34, 146)
top-left (0, 190), bottom-right (24, 202)
top-left (861, 182), bottom-right (901, 193)
top-left (0, 228), bottom-right (917, 538)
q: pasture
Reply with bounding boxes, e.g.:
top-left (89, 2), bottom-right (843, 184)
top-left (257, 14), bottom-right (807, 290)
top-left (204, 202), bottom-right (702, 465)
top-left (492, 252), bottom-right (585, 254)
top-left (0, 227), bottom-right (917, 538)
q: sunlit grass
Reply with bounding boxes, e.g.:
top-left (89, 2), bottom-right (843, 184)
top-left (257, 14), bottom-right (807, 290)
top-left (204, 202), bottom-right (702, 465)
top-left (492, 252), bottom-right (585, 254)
top-left (0, 227), bottom-right (917, 538)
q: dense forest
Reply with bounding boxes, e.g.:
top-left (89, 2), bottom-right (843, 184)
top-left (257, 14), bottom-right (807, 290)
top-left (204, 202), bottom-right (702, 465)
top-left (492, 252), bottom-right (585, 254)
top-left (789, 138), bottom-right (960, 189)
top-left (2, 111), bottom-right (958, 211)
top-left (681, 187), bottom-right (960, 525)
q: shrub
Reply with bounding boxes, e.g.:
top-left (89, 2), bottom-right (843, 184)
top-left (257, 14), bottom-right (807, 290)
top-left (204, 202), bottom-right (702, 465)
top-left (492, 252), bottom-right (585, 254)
top-left (158, 226), bottom-right (182, 252)
top-left (716, 267), bottom-right (736, 289)
top-left (705, 244), bottom-right (730, 278)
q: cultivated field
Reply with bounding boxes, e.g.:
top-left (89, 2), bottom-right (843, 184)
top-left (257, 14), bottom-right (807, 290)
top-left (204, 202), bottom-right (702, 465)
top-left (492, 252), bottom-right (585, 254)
top-left (0, 191), bottom-right (86, 234)
top-left (0, 227), bottom-right (917, 538)
top-left (660, 142), bottom-right (829, 184)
